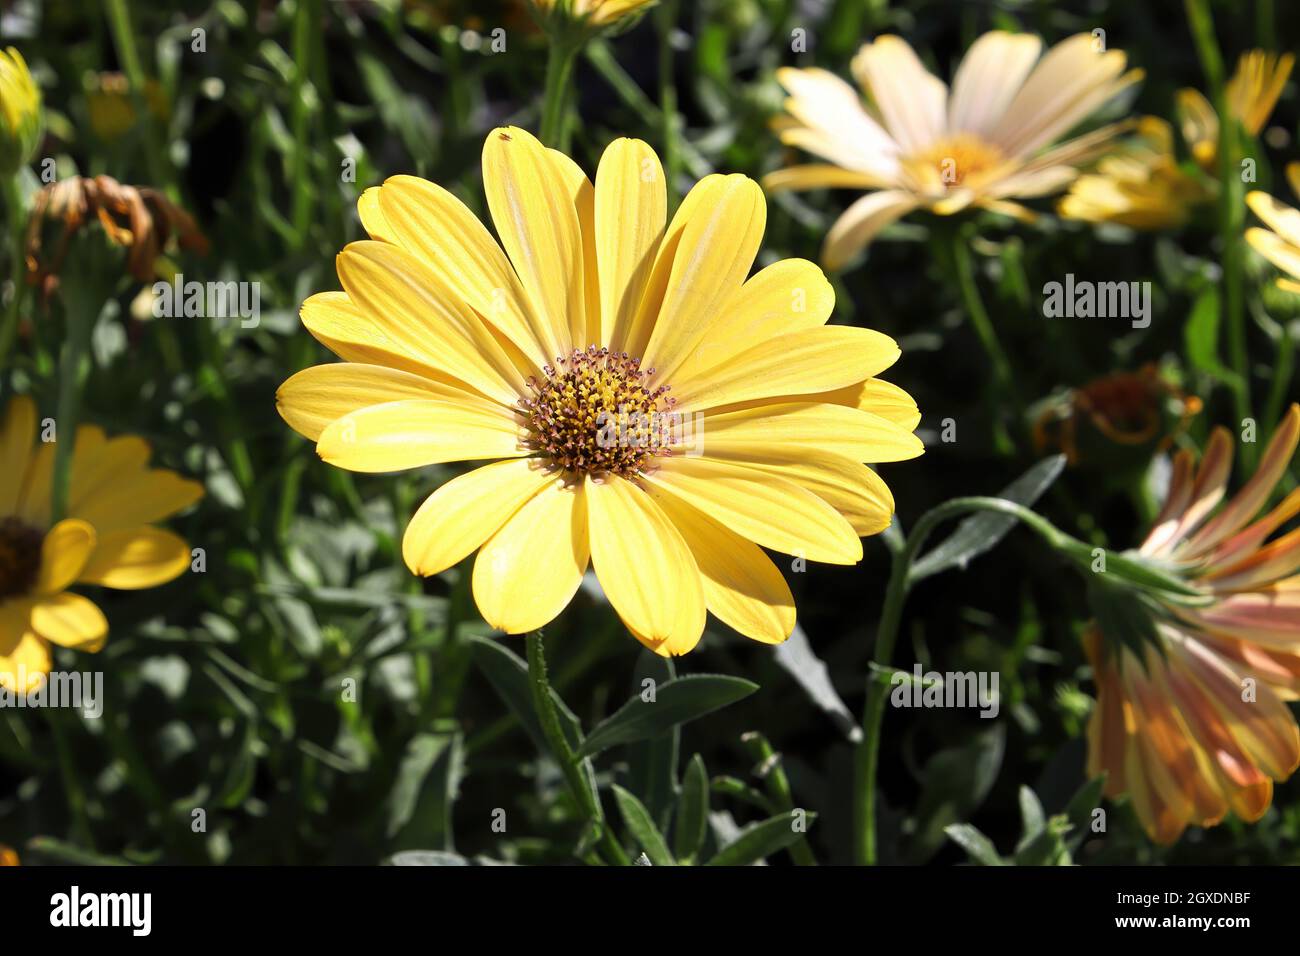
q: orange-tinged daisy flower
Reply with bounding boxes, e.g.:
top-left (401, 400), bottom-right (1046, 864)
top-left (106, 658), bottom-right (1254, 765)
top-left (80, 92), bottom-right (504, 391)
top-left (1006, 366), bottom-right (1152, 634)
top-left (766, 31), bottom-right (1140, 269)
top-left (1179, 50), bottom-right (1294, 173)
top-left (277, 127), bottom-right (922, 655)
top-left (0, 396), bottom-right (203, 691)
top-left (1086, 405), bottom-right (1300, 844)
top-left (1245, 162), bottom-right (1300, 295)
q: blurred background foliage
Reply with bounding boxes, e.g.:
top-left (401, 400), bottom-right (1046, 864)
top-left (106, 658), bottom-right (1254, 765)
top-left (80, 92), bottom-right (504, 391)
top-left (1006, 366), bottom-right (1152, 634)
top-left (2, 0), bottom-right (1299, 865)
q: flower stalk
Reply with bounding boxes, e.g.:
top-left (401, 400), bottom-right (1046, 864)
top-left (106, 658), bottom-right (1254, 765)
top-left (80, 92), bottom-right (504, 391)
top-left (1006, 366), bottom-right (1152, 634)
top-left (525, 630), bottom-right (630, 865)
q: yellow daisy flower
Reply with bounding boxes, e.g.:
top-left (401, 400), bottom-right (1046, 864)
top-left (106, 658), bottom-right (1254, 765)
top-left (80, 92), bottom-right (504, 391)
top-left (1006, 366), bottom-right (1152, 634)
top-left (529, 0), bottom-right (656, 30)
top-left (1246, 162), bottom-right (1300, 294)
top-left (766, 31), bottom-right (1140, 269)
top-left (1057, 118), bottom-right (1212, 229)
top-left (0, 46), bottom-right (42, 175)
top-left (1061, 50), bottom-right (1291, 230)
top-left (0, 396), bottom-right (203, 691)
top-left (277, 127), bottom-right (922, 655)
top-left (1179, 50), bottom-right (1294, 173)
top-left (1087, 406), bottom-right (1300, 844)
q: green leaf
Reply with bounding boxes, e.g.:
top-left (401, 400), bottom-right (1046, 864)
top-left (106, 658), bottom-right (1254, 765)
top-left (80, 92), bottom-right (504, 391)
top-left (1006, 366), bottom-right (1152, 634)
top-left (1064, 774), bottom-right (1107, 850)
top-left (910, 456), bottom-right (1066, 582)
top-left (674, 754), bottom-right (710, 863)
top-left (906, 726), bottom-right (1005, 864)
top-left (705, 810), bottom-right (816, 866)
top-left (575, 674), bottom-right (759, 758)
top-left (944, 824), bottom-right (1006, 866)
top-left (613, 785), bottom-right (675, 866)
top-left (1017, 786), bottom-right (1045, 844)
top-left (625, 653), bottom-right (679, 828)
top-left (468, 635), bottom-right (584, 753)
top-left (1185, 285), bottom-right (1237, 383)
top-left (773, 624), bottom-right (862, 742)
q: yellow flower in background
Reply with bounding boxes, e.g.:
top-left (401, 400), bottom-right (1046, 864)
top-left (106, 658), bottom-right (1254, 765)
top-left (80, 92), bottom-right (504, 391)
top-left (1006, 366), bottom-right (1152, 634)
top-left (1179, 50), bottom-right (1294, 172)
top-left (0, 843), bottom-right (17, 865)
top-left (0, 46), bottom-right (42, 175)
top-left (766, 31), bottom-right (1140, 269)
top-left (84, 71), bottom-right (170, 144)
top-left (1246, 162), bottom-right (1300, 294)
top-left (1057, 118), bottom-right (1212, 229)
top-left (1087, 406), bottom-right (1300, 844)
top-left (529, 0), bottom-right (656, 31)
top-left (278, 127), bottom-right (922, 655)
top-left (0, 396), bottom-right (203, 691)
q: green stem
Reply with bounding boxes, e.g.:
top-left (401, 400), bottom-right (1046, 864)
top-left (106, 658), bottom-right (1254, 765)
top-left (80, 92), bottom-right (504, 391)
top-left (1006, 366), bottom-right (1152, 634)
top-left (0, 173), bottom-right (26, 367)
top-left (49, 285), bottom-right (97, 523)
top-left (1186, 0), bottom-right (1253, 471)
top-left (539, 40), bottom-right (579, 150)
top-left (46, 710), bottom-right (95, 850)
top-left (290, 0), bottom-right (315, 247)
top-left (656, 0), bottom-right (681, 213)
top-left (103, 0), bottom-right (169, 193)
top-left (525, 631), bottom-right (629, 865)
top-left (852, 496), bottom-right (1075, 864)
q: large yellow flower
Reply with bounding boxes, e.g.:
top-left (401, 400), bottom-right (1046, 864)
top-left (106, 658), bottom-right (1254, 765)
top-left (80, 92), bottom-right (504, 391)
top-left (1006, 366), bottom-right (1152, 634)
top-left (0, 396), bottom-right (202, 691)
top-left (1086, 405), bottom-right (1300, 844)
top-left (277, 128), bottom-right (922, 655)
top-left (1245, 162), bottom-right (1300, 294)
top-left (766, 31), bottom-right (1140, 269)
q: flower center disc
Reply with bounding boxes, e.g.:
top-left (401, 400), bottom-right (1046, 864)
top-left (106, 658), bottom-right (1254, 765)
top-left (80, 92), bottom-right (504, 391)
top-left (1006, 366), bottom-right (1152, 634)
top-left (522, 346), bottom-right (676, 478)
top-left (0, 517), bottom-right (43, 600)
top-left (907, 134), bottom-right (1006, 190)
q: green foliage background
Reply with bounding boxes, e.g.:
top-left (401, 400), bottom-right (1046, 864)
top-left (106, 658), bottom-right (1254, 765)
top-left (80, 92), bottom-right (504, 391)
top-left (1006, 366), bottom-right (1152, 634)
top-left (2, 0), bottom-right (1299, 865)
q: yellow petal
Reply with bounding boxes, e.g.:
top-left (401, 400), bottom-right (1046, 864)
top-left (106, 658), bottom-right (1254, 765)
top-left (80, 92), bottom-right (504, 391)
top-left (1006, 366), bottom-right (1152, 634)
top-left (0, 395), bottom-right (36, 514)
top-left (668, 325), bottom-right (900, 412)
top-left (300, 291), bottom-right (445, 379)
top-left (378, 175), bottom-right (558, 367)
top-left (1247, 226), bottom-right (1300, 282)
top-left (357, 186), bottom-right (394, 242)
top-left (1247, 191), bottom-right (1300, 247)
top-left (30, 592), bottom-right (108, 651)
top-left (645, 457), bottom-right (862, 564)
top-left (34, 519), bottom-right (97, 595)
top-left (316, 399), bottom-right (525, 473)
top-left (948, 31), bottom-right (1044, 137)
top-left (77, 526), bottom-right (191, 589)
top-left (822, 190), bottom-right (919, 270)
top-left (69, 470), bottom-right (203, 535)
top-left (0, 612), bottom-right (51, 692)
top-left (482, 126), bottom-right (586, 356)
top-left (736, 453), bottom-right (896, 536)
top-left (647, 487), bottom-right (795, 644)
top-left (850, 36), bottom-right (948, 152)
top-left (403, 458), bottom-right (557, 577)
top-left (68, 432), bottom-right (149, 515)
top-left (684, 258), bottom-right (833, 375)
top-left (586, 474), bottom-right (705, 654)
top-left (277, 362), bottom-right (503, 442)
top-left (618, 174), bottom-right (730, 358)
top-left (699, 401), bottom-right (923, 463)
top-left (472, 479), bottom-right (589, 634)
top-left (820, 378), bottom-right (921, 430)
top-left (336, 240), bottom-right (527, 405)
top-left (547, 147), bottom-right (601, 346)
top-left (762, 164), bottom-right (889, 194)
top-left (642, 175), bottom-right (766, 384)
top-left (595, 138), bottom-right (667, 348)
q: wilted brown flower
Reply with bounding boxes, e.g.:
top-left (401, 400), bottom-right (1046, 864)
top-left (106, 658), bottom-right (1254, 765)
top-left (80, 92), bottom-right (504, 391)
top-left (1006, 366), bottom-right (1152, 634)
top-left (1034, 364), bottom-right (1202, 467)
top-left (24, 174), bottom-right (207, 302)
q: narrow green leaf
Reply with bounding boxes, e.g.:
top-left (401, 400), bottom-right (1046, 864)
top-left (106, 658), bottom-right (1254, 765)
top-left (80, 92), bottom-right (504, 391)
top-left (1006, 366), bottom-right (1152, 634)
top-left (910, 456), bottom-right (1066, 582)
top-left (575, 674), bottom-right (758, 758)
top-left (613, 785), bottom-right (675, 866)
top-left (468, 635), bottom-right (583, 752)
top-left (944, 824), bottom-right (1006, 866)
top-left (705, 810), bottom-right (815, 866)
top-left (674, 754), bottom-right (709, 863)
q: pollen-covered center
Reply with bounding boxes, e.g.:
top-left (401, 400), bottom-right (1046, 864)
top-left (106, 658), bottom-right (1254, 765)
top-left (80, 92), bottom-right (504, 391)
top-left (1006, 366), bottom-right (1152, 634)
top-left (0, 516), bottom-right (43, 601)
top-left (522, 345), bottom-right (676, 478)
top-left (906, 134), bottom-right (1006, 189)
